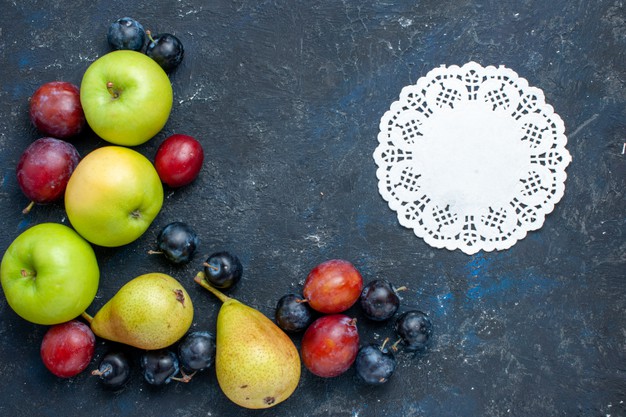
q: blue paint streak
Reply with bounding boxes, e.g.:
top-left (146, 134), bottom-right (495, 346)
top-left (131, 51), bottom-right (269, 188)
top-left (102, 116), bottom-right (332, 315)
top-left (466, 272), bottom-right (561, 306)
top-left (464, 253), bottom-right (491, 280)
top-left (17, 218), bottom-right (31, 232)
top-left (430, 290), bottom-right (455, 319)
top-left (337, 84), bottom-right (367, 110)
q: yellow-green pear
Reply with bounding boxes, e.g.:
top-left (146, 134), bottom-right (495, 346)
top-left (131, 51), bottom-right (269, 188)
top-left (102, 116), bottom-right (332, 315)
top-left (86, 273), bottom-right (193, 350)
top-left (194, 272), bottom-right (301, 409)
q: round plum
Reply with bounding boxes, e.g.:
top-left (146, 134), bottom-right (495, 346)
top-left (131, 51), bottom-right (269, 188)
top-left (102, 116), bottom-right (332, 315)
top-left (107, 17), bottom-right (146, 51)
top-left (151, 221), bottom-right (199, 264)
top-left (203, 251), bottom-right (242, 290)
top-left (146, 31), bottom-right (184, 72)
top-left (359, 279), bottom-right (402, 321)
top-left (91, 351), bottom-right (131, 389)
top-left (16, 137), bottom-right (80, 213)
top-left (355, 339), bottom-right (397, 385)
top-left (40, 320), bottom-right (95, 378)
top-left (303, 259), bottom-right (363, 314)
top-left (395, 310), bottom-right (433, 351)
top-left (275, 293), bottom-right (315, 332)
top-left (300, 314), bottom-right (359, 378)
top-left (29, 81), bottom-right (85, 139)
top-left (154, 134), bottom-right (204, 188)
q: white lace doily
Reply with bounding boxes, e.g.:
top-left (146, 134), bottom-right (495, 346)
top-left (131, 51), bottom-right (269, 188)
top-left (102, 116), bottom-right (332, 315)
top-left (374, 62), bottom-right (572, 255)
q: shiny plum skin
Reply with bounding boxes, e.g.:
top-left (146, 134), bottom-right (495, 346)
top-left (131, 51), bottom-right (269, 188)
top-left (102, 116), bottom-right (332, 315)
top-left (29, 81), bottom-right (85, 139)
top-left (155, 221), bottom-right (199, 264)
top-left (300, 314), bottom-right (359, 378)
top-left (92, 351), bottom-right (131, 389)
top-left (395, 310), bottom-right (433, 351)
top-left (203, 251), bottom-right (243, 289)
top-left (355, 343), bottom-right (397, 385)
top-left (154, 134), bottom-right (204, 188)
top-left (178, 331), bottom-right (216, 372)
top-left (275, 293), bottom-right (315, 332)
top-left (146, 32), bottom-right (184, 72)
top-left (107, 17), bottom-right (146, 51)
top-left (40, 320), bottom-right (95, 378)
top-left (303, 259), bottom-right (363, 314)
top-left (140, 349), bottom-right (180, 385)
top-left (359, 279), bottom-right (400, 321)
top-left (16, 138), bottom-right (80, 209)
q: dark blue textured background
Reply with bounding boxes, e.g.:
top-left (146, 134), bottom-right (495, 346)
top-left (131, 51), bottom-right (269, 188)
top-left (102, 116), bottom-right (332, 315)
top-left (0, 1), bottom-right (624, 416)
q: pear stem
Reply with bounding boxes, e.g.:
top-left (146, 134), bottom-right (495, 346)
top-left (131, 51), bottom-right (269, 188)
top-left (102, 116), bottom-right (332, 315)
top-left (81, 311), bottom-right (94, 324)
top-left (194, 271), bottom-right (231, 303)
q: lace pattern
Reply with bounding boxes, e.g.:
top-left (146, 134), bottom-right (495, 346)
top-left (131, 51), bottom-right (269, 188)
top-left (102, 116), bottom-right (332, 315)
top-left (374, 62), bottom-right (572, 255)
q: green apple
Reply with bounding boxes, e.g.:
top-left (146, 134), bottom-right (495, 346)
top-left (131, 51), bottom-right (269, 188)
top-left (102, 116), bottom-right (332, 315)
top-left (64, 146), bottom-right (164, 247)
top-left (1, 223), bottom-right (99, 325)
top-left (80, 50), bottom-right (173, 146)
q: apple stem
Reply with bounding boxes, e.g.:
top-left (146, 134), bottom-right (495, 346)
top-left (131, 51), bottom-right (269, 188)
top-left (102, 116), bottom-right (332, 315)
top-left (22, 201), bottom-right (35, 215)
top-left (81, 311), bottom-right (94, 324)
top-left (20, 269), bottom-right (35, 278)
top-left (193, 271), bottom-right (231, 304)
top-left (106, 82), bottom-right (120, 99)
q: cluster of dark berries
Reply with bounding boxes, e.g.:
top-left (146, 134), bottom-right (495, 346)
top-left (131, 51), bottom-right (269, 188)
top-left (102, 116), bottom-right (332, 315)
top-left (107, 17), bottom-right (184, 72)
top-left (92, 331), bottom-right (216, 389)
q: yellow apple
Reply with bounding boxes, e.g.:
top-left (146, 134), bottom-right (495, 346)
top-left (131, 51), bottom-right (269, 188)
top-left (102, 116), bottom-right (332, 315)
top-left (64, 146), bottom-right (164, 247)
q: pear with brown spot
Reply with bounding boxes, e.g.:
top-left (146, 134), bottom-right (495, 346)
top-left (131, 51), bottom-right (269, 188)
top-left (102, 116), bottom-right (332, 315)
top-left (84, 273), bottom-right (193, 350)
top-left (194, 272), bottom-right (301, 409)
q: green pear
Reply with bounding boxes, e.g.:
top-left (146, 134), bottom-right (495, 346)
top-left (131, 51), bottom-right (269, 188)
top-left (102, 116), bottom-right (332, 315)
top-left (85, 273), bottom-right (193, 350)
top-left (194, 272), bottom-right (301, 409)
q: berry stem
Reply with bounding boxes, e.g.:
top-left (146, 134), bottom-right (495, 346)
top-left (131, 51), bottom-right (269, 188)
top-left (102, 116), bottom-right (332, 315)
top-left (202, 262), bottom-right (218, 271)
top-left (91, 364), bottom-right (112, 377)
top-left (146, 30), bottom-right (155, 43)
top-left (194, 271), bottom-right (231, 303)
top-left (171, 369), bottom-right (196, 383)
top-left (395, 285), bottom-right (408, 292)
top-left (148, 250), bottom-right (163, 255)
top-left (391, 338), bottom-right (402, 352)
top-left (380, 337), bottom-right (390, 351)
top-left (22, 201), bottom-right (35, 214)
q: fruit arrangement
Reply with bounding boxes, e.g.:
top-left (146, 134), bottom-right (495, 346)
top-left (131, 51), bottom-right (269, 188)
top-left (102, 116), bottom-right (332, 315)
top-left (273, 260), bottom-right (433, 385)
top-left (0, 14), bottom-right (435, 410)
top-left (3, 14), bottom-right (204, 380)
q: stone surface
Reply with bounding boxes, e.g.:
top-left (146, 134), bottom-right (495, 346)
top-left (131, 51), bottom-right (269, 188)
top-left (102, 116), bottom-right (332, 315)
top-left (0, 1), bottom-right (624, 416)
